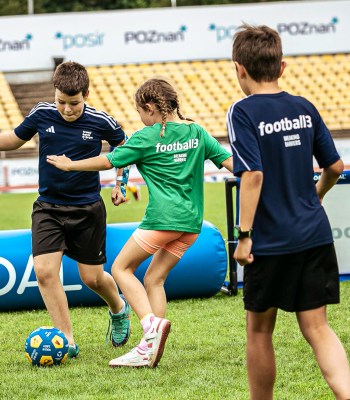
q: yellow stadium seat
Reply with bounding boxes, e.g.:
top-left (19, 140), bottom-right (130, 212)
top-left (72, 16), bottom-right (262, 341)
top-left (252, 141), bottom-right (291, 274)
top-left (0, 71), bottom-right (24, 131)
top-left (81, 55), bottom-right (350, 136)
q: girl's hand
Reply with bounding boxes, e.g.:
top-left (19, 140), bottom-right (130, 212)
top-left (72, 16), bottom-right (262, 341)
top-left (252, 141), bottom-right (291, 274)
top-left (46, 155), bottom-right (72, 171)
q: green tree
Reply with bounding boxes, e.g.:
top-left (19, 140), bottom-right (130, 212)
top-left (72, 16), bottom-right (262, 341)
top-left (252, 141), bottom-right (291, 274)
top-left (0, 0), bottom-right (293, 16)
top-left (0, 0), bottom-right (27, 15)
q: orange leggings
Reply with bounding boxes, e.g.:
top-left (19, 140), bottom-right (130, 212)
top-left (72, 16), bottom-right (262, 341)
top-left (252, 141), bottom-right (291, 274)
top-left (132, 229), bottom-right (198, 259)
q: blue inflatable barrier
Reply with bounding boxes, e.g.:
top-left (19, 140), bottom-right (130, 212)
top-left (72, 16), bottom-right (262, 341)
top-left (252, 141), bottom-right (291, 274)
top-left (0, 220), bottom-right (227, 311)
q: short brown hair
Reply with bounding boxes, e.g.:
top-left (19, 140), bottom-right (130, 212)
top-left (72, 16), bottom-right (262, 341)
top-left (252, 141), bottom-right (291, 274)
top-left (53, 61), bottom-right (89, 96)
top-left (232, 24), bottom-right (283, 82)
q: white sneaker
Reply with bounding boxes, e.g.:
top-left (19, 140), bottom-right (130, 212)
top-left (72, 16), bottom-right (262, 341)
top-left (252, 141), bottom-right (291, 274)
top-left (144, 317), bottom-right (171, 368)
top-left (108, 317), bottom-right (171, 368)
top-left (109, 346), bottom-right (150, 368)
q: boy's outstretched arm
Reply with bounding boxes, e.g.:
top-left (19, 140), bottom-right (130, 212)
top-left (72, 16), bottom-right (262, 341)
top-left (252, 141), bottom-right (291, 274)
top-left (316, 159), bottom-right (344, 203)
top-left (0, 130), bottom-right (27, 150)
top-left (47, 154), bottom-right (113, 171)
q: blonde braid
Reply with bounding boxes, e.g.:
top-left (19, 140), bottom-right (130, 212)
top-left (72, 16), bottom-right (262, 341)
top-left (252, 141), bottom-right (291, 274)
top-left (146, 86), bottom-right (168, 137)
top-left (157, 94), bottom-right (168, 137)
top-left (135, 78), bottom-right (194, 137)
top-left (176, 105), bottom-right (194, 123)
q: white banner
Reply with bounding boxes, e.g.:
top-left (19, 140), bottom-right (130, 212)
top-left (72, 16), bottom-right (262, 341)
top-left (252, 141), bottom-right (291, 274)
top-left (0, 0), bottom-right (348, 72)
top-left (323, 184), bottom-right (350, 274)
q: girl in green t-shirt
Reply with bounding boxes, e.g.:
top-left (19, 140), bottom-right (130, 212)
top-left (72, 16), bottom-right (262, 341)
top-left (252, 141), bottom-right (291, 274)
top-left (47, 77), bottom-right (233, 369)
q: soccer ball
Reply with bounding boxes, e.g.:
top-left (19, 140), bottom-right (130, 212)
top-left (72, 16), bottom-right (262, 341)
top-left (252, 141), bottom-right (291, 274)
top-left (25, 326), bottom-right (69, 367)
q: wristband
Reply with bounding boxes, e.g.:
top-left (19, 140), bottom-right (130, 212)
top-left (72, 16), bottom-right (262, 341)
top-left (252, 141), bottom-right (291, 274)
top-left (121, 165), bottom-right (130, 185)
top-left (234, 226), bottom-right (253, 240)
top-left (116, 181), bottom-right (126, 197)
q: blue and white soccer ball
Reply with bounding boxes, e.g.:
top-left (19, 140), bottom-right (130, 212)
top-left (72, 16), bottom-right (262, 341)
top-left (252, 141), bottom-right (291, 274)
top-left (25, 326), bottom-right (69, 367)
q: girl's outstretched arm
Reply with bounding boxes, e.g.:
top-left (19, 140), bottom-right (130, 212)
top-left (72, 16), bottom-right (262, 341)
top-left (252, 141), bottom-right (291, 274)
top-left (221, 156), bottom-right (234, 172)
top-left (47, 154), bottom-right (113, 171)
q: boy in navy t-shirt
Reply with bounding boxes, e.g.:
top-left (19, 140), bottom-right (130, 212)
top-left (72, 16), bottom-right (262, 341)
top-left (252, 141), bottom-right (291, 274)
top-left (227, 24), bottom-right (350, 398)
top-left (0, 61), bottom-right (131, 357)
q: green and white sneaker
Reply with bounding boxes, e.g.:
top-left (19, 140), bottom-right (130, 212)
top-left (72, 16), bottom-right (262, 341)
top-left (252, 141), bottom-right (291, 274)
top-left (106, 295), bottom-right (131, 347)
top-left (68, 343), bottom-right (79, 359)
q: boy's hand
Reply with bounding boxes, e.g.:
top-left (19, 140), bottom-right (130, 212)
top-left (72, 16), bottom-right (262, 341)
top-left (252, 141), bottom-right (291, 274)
top-left (234, 239), bottom-right (254, 266)
top-left (47, 155), bottom-right (72, 171)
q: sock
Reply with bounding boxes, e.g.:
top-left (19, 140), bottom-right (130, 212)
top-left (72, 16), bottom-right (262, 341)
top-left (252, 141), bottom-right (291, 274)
top-left (111, 299), bottom-right (125, 316)
top-left (138, 338), bottom-right (149, 352)
top-left (141, 313), bottom-right (154, 334)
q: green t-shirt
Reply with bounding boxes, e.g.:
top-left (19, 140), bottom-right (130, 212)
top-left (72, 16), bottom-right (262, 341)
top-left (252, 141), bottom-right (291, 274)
top-left (106, 122), bottom-right (231, 233)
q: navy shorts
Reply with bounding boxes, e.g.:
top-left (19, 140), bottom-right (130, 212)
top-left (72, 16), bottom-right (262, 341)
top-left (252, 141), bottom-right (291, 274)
top-left (31, 199), bottom-right (107, 265)
top-left (243, 243), bottom-right (340, 312)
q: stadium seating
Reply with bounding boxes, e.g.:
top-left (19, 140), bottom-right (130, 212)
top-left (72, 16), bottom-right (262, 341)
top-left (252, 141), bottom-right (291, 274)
top-left (86, 59), bottom-right (243, 138)
top-left (85, 53), bottom-right (350, 138)
top-left (1, 54), bottom-right (350, 142)
top-left (0, 73), bottom-right (37, 150)
top-left (280, 53), bottom-right (350, 134)
top-left (0, 72), bottom-right (23, 131)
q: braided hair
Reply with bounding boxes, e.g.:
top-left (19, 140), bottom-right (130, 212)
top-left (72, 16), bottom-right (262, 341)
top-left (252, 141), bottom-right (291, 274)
top-left (134, 78), bottom-right (194, 137)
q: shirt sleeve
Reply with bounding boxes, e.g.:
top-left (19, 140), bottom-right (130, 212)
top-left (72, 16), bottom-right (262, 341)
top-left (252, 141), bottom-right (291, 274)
top-left (104, 123), bottom-right (126, 147)
top-left (106, 132), bottom-right (144, 168)
top-left (201, 127), bottom-right (232, 168)
top-left (227, 103), bottom-right (262, 177)
top-left (14, 111), bottom-right (38, 141)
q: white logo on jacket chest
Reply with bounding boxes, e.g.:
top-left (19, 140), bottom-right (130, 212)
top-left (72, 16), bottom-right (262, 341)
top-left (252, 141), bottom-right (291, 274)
top-left (82, 130), bottom-right (93, 140)
top-left (46, 126), bottom-right (55, 133)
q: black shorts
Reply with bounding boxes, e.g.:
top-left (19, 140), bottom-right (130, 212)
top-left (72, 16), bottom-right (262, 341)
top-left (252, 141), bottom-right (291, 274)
top-left (243, 243), bottom-right (340, 313)
top-left (31, 199), bottom-right (107, 265)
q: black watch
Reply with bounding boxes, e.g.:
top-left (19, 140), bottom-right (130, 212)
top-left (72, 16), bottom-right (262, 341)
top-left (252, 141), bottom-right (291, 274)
top-left (234, 226), bottom-right (253, 240)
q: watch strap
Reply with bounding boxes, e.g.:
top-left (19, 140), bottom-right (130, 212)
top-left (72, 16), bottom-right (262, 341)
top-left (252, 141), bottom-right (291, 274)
top-left (234, 226), bottom-right (253, 240)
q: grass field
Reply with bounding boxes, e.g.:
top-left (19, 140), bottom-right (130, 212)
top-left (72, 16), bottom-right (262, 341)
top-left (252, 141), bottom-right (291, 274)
top-left (0, 183), bottom-right (349, 399)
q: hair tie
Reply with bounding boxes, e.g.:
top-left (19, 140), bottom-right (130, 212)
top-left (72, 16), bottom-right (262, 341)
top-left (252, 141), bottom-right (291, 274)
top-left (160, 123), bottom-right (166, 137)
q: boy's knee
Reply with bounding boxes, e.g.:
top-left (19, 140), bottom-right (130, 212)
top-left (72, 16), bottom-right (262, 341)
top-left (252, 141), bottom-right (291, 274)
top-left (80, 272), bottom-right (100, 289)
top-left (34, 266), bottom-right (58, 285)
top-left (299, 323), bottom-right (329, 345)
